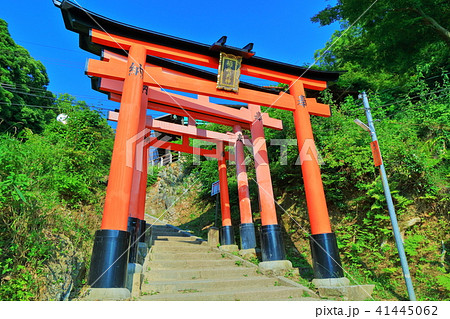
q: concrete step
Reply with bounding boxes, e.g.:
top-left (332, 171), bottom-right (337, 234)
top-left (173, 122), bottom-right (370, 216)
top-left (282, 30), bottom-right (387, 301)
top-left (149, 225), bottom-right (178, 229)
top-left (275, 297), bottom-right (320, 301)
top-left (134, 222), bottom-right (322, 301)
top-left (145, 266), bottom-right (259, 280)
top-left (153, 236), bottom-right (200, 242)
top-left (148, 227), bottom-right (178, 233)
top-left (142, 277), bottom-right (278, 294)
top-left (152, 240), bottom-right (205, 247)
top-left (149, 225), bottom-right (192, 232)
top-left (148, 259), bottom-right (238, 269)
top-left (152, 242), bottom-right (214, 253)
top-left (152, 232), bottom-right (191, 237)
top-left (139, 286), bottom-right (314, 301)
top-left (150, 251), bottom-right (226, 261)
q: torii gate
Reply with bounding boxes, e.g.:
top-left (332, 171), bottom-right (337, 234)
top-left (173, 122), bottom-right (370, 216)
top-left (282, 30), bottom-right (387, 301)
top-left (108, 109), bottom-right (237, 261)
top-left (96, 53), bottom-right (285, 255)
top-left (86, 40), bottom-right (341, 276)
top-left (55, 0), bottom-right (344, 294)
top-left (107, 112), bottom-right (236, 222)
top-left (104, 83), bottom-right (283, 252)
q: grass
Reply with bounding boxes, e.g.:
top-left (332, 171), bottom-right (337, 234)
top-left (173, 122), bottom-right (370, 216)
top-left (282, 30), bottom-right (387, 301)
top-left (247, 256), bottom-right (260, 265)
top-left (140, 290), bottom-right (159, 296)
top-left (178, 289), bottom-right (200, 293)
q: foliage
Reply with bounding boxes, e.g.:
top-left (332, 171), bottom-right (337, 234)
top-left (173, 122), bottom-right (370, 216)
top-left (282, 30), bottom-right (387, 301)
top-left (0, 19), bottom-right (55, 135)
top-left (38, 94), bottom-right (114, 206)
top-left (312, 1), bottom-right (449, 94)
top-left (147, 166), bottom-right (162, 187)
top-left (312, 0), bottom-right (449, 75)
top-left (0, 98), bottom-right (113, 300)
top-left (307, 0), bottom-right (450, 295)
top-left (311, 74), bottom-right (449, 300)
top-left (0, 3), bottom-right (448, 301)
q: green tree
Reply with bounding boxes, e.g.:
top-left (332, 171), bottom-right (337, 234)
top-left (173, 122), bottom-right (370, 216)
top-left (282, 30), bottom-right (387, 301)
top-left (0, 18), bottom-right (55, 134)
top-left (36, 94), bottom-right (114, 206)
top-left (0, 96), bottom-right (114, 300)
top-left (312, 0), bottom-right (449, 90)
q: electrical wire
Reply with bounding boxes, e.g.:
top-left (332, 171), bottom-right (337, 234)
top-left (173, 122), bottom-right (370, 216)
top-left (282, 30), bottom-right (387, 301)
top-left (0, 98), bottom-right (119, 113)
top-left (376, 71), bottom-right (450, 96)
top-left (1, 82), bottom-right (120, 110)
top-left (375, 87), bottom-right (450, 109)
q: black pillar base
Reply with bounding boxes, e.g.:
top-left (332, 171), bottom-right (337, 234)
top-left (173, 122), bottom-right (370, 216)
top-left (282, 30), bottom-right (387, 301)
top-left (127, 217), bottom-right (140, 263)
top-left (240, 223), bottom-right (257, 250)
top-left (310, 232), bottom-right (344, 279)
top-left (260, 224), bottom-right (286, 261)
top-left (88, 229), bottom-right (130, 288)
top-left (138, 220), bottom-right (147, 243)
top-left (220, 226), bottom-right (235, 245)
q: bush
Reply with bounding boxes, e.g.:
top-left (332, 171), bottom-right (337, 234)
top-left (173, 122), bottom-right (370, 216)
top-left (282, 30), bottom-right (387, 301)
top-left (0, 98), bottom-right (114, 300)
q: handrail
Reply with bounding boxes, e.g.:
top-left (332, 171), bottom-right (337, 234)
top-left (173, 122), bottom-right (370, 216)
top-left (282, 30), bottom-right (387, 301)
top-left (150, 151), bottom-right (180, 167)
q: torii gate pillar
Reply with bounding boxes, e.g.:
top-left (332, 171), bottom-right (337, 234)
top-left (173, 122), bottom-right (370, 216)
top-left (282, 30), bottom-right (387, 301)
top-left (290, 81), bottom-right (344, 279)
top-left (127, 87), bottom-right (149, 265)
top-left (88, 44), bottom-right (147, 290)
top-left (233, 125), bottom-right (257, 251)
top-left (249, 104), bottom-right (287, 263)
top-left (136, 143), bottom-right (149, 247)
top-left (217, 142), bottom-right (235, 245)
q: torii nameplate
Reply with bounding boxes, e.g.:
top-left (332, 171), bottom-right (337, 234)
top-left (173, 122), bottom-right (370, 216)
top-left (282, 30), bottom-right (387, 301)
top-left (217, 52), bottom-right (242, 93)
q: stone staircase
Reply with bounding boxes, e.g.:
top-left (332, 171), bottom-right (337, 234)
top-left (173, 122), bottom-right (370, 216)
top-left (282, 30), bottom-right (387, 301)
top-left (135, 223), bottom-right (319, 301)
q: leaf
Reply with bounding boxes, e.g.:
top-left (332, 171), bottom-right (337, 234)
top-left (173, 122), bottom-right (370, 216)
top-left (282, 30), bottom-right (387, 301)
top-left (13, 185), bottom-right (28, 205)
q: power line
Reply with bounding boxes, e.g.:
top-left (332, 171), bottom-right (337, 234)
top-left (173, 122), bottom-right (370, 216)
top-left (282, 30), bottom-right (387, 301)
top-left (376, 71), bottom-right (450, 96)
top-left (15, 39), bottom-right (87, 55)
top-left (1, 81), bottom-right (104, 100)
top-left (0, 99), bottom-right (119, 113)
top-left (1, 82), bottom-right (50, 94)
top-left (0, 91), bottom-right (118, 111)
top-left (1, 82), bottom-right (120, 107)
top-left (375, 87), bottom-right (450, 109)
top-left (334, 86), bottom-right (450, 119)
top-left (0, 100), bottom-right (66, 110)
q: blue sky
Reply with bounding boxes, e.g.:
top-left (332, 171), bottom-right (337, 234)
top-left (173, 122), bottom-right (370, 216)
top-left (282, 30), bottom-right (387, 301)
top-left (1, 0), bottom-right (338, 121)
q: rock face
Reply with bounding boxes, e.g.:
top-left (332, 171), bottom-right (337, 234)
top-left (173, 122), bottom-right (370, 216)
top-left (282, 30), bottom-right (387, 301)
top-left (39, 234), bottom-right (85, 301)
top-left (146, 161), bottom-right (194, 223)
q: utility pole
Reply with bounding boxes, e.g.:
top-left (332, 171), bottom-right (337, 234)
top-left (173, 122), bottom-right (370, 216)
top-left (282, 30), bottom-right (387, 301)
top-left (357, 91), bottom-right (416, 301)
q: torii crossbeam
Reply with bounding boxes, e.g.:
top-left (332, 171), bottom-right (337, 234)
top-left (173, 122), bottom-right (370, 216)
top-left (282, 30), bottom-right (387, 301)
top-left (99, 78), bottom-right (283, 130)
top-left (108, 110), bottom-right (235, 159)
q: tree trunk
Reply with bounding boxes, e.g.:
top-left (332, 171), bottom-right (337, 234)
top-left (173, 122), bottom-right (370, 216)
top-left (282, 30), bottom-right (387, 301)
top-left (415, 7), bottom-right (450, 46)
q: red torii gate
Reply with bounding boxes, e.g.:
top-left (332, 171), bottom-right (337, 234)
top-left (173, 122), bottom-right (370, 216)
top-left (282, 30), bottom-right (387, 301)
top-left (87, 40), bottom-right (338, 271)
top-left (97, 54), bottom-right (284, 254)
top-left (105, 85), bottom-right (282, 251)
top-left (55, 0), bottom-right (344, 294)
top-left (108, 110), bottom-right (238, 250)
top-left (109, 109), bottom-right (275, 254)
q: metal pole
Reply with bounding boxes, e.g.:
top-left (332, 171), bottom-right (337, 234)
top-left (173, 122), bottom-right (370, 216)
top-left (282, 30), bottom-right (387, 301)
top-left (360, 91), bottom-right (416, 301)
